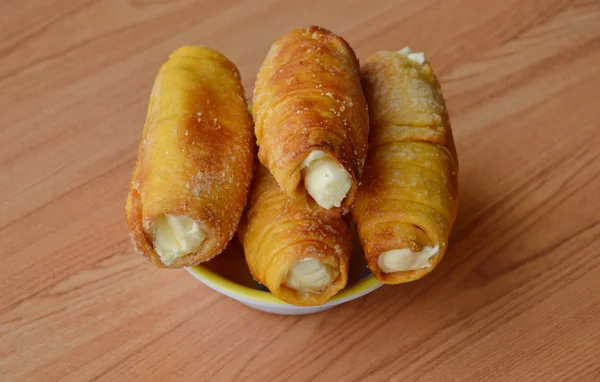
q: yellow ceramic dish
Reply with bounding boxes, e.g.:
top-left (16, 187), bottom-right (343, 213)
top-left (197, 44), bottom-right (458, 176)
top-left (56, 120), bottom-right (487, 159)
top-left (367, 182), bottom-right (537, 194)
top-left (185, 237), bottom-right (382, 315)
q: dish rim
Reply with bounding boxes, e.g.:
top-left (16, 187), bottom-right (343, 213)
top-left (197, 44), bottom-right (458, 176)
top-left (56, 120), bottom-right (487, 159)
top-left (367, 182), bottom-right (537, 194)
top-left (186, 264), bottom-right (381, 306)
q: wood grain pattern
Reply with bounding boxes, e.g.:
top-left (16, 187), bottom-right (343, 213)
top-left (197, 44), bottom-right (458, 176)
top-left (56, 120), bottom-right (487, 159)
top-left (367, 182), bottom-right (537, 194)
top-left (1, 0), bottom-right (599, 380)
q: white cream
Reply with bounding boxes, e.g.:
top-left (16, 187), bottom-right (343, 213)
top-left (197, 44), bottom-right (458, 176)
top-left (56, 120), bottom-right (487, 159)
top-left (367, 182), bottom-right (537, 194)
top-left (301, 150), bottom-right (352, 209)
top-left (152, 214), bottom-right (206, 266)
top-left (398, 46), bottom-right (426, 64)
top-left (377, 245), bottom-right (439, 273)
top-left (398, 46), bottom-right (412, 55)
top-left (284, 258), bottom-right (338, 293)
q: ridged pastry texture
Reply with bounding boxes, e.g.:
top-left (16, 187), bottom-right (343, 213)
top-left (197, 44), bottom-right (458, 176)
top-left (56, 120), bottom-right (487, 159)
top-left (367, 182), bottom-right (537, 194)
top-left (126, 46), bottom-right (255, 268)
top-left (253, 26), bottom-right (369, 216)
top-left (353, 50), bottom-right (459, 284)
top-left (238, 165), bottom-right (351, 306)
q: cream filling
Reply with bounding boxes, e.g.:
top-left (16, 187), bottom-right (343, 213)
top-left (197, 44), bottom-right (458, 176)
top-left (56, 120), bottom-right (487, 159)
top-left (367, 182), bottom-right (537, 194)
top-left (301, 150), bottom-right (352, 209)
top-left (152, 214), bottom-right (206, 266)
top-left (284, 258), bottom-right (338, 293)
top-left (377, 245), bottom-right (439, 273)
top-left (398, 46), bottom-right (426, 64)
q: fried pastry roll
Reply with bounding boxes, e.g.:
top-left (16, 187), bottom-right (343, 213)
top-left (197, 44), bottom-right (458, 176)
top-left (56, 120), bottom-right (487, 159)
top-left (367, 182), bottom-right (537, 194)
top-left (126, 46), bottom-right (254, 268)
top-left (353, 48), bottom-right (459, 284)
top-left (239, 165), bottom-right (351, 306)
top-left (253, 26), bottom-right (369, 215)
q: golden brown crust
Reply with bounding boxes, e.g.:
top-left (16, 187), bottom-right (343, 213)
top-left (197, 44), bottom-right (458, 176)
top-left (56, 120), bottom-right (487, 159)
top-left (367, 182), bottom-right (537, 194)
top-left (125, 46), bottom-right (255, 268)
top-left (253, 26), bottom-right (369, 216)
top-left (353, 50), bottom-right (459, 284)
top-left (238, 165), bottom-right (351, 306)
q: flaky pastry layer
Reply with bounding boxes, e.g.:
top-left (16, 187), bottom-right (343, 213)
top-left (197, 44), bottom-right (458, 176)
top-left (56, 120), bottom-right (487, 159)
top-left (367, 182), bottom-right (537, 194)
top-left (126, 46), bottom-right (254, 268)
top-left (353, 50), bottom-right (459, 284)
top-left (238, 165), bottom-right (351, 306)
top-left (253, 26), bottom-right (369, 215)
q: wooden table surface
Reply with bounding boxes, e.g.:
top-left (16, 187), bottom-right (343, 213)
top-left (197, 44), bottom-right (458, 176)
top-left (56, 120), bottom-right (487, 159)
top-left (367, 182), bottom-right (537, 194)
top-left (2, 0), bottom-right (600, 380)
